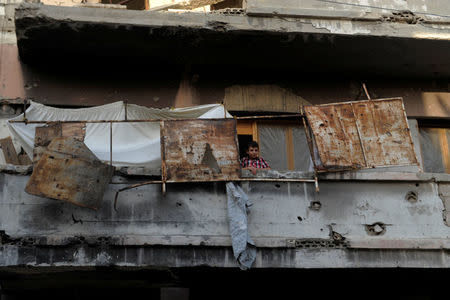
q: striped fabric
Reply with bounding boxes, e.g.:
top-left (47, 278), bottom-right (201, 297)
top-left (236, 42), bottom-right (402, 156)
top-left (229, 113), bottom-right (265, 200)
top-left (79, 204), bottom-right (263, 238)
top-left (240, 157), bottom-right (270, 169)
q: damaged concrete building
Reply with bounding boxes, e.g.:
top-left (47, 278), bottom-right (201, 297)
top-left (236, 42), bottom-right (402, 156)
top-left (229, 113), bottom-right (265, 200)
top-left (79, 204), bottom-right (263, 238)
top-left (1, 0), bottom-right (450, 299)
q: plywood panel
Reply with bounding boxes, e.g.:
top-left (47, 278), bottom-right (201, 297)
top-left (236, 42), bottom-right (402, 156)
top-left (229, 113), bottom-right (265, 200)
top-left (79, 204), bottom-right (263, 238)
top-left (161, 119), bottom-right (241, 182)
top-left (305, 98), bottom-right (418, 171)
top-left (224, 85), bottom-right (310, 113)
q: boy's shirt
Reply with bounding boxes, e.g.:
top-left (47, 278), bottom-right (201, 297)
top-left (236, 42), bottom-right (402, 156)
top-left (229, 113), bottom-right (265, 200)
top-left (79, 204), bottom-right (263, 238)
top-left (240, 156), bottom-right (270, 169)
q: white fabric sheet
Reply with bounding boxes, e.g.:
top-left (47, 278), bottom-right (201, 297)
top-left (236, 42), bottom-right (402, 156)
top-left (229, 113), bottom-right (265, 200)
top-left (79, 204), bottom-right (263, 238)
top-left (8, 101), bottom-right (231, 167)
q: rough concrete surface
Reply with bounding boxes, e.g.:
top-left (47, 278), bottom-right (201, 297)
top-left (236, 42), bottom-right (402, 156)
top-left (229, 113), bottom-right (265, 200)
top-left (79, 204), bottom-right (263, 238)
top-left (246, 0), bottom-right (450, 21)
top-left (2, 171), bottom-right (450, 268)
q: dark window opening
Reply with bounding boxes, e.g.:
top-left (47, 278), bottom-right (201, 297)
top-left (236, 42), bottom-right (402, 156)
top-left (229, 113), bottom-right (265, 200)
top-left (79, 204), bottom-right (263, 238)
top-left (238, 134), bottom-right (253, 160)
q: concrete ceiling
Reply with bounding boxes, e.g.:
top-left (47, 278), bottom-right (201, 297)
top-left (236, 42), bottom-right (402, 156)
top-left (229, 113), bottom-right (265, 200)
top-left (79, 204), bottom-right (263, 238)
top-left (15, 3), bottom-right (450, 79)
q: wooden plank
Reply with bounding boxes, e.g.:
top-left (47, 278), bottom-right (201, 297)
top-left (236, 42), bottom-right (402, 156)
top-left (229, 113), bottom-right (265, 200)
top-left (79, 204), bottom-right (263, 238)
top-left (237, 121), bottom-right (253, 135)
top-left (0, 137), bottom-right (20, 165)
top-left (252, 121), bottom-right (258, 143)
top-left (285, 127), bottom-right (294, 170)
top-left (162, 119), bottom-right (241, 182)
top-left (224, 85), bottom-right (310, 113)
top-left (439, 129), bottom-right (450, 173)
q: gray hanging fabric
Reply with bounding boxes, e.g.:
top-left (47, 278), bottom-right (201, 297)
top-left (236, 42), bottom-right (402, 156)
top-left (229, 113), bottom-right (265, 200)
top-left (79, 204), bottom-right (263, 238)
top-left (226, 182), bottom-right (256, 270)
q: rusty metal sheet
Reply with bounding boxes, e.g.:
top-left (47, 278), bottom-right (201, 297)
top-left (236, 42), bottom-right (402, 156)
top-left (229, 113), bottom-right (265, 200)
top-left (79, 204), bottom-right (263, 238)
top-left (33, 122), bottom-right (86, 163)
top-left (161, 119), bottom-right (241, 182)
top-left (304, 98), bottom-right (418, 171)
top-left (26, 137), bottom-right (114, 209)
top-left (61, 123), bottom-right (86, 141)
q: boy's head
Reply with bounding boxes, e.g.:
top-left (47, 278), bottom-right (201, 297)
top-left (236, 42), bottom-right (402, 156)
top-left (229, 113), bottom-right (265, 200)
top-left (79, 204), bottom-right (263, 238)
top-left (246, 141), bottom-right (260, 159)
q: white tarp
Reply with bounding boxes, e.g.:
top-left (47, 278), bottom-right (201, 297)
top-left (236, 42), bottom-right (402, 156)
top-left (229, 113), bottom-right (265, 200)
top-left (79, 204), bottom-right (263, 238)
top-left (8, 101), bottom-right (231, 167)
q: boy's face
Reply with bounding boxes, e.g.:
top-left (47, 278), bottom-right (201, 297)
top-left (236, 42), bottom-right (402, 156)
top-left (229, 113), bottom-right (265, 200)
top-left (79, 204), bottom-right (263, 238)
top-left (247, 146), bottom-right (259, 159)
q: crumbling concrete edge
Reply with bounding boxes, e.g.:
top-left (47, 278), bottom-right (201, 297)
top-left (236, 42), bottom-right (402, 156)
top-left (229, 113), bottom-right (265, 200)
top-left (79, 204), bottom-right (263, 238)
top-left (14, 3), bottom-right (450, 41)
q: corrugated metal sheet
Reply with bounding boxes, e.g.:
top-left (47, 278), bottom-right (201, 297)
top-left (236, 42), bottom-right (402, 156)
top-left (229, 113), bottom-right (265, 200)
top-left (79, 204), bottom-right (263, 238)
top-left (161, 119), bottom-right (241, 182)
top-left (26, 137), bottom-right (114, 209)
top-left (304, 98), bottom-right (418, 171)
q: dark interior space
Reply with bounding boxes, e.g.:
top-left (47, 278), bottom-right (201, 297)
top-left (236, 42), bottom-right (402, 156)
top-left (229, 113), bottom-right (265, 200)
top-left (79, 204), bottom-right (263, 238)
top-left (1, 267), bottom-right (449, 300)
top-left (238, 134), bottom-right (252, 159)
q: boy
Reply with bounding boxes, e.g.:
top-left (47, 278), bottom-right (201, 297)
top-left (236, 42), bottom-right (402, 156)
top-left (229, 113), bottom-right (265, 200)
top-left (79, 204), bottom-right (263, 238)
top-left (240, 141), bottom-right (270, 175)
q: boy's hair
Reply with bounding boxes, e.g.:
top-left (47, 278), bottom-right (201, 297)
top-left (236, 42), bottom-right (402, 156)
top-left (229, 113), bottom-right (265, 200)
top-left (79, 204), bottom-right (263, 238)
top-left (247, 141), bottom-right (259, 150)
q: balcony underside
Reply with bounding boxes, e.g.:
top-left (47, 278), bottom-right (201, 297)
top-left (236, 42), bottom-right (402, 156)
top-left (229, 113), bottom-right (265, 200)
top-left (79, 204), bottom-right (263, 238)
top-left (15, 3), bottom-right (450, 78)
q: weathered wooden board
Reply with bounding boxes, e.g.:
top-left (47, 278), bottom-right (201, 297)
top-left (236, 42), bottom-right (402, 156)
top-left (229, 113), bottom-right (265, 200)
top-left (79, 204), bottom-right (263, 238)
top-left (304, 98), bottom-right (418, 171)
top-left (161, 119), bottom-right (241, 182)
top-left (224, 85), bottom-right (310, 113)
top-left (0, 137), bottom-right (20, 165)
top-left (26, 137), bottom-right (114, 210)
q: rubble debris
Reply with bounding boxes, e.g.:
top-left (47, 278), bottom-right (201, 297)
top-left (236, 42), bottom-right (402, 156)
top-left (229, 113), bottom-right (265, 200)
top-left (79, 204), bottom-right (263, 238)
top-left (25, 137), bottom-right (114, 210)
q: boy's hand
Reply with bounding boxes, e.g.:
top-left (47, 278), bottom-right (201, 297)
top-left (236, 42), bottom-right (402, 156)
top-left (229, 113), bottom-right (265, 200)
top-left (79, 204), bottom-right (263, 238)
top-left (248, 167), bottom-right (257, 175)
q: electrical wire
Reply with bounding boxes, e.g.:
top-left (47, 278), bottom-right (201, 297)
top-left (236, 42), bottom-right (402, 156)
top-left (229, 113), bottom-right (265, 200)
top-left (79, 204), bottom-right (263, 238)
top-left (314, 0), bottom-right (450, 19)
